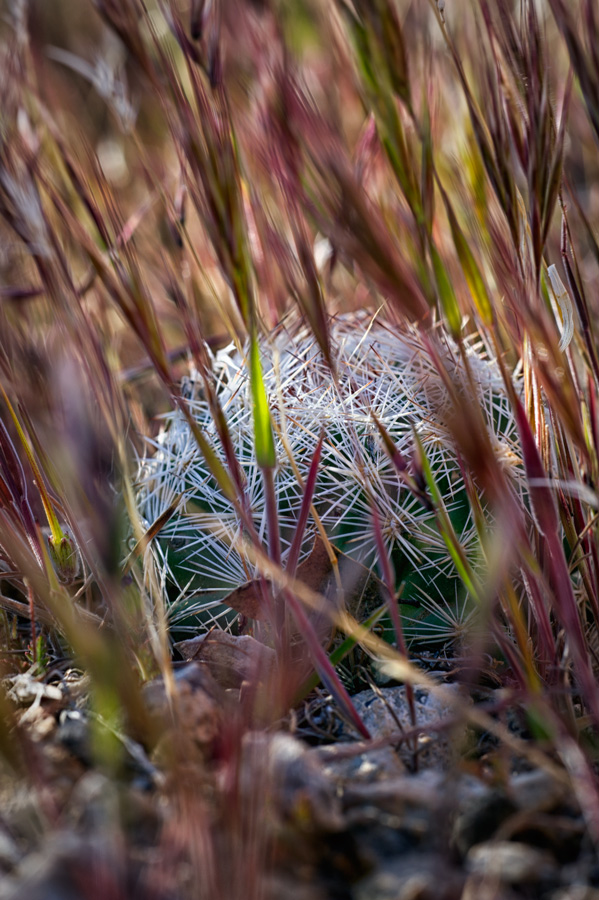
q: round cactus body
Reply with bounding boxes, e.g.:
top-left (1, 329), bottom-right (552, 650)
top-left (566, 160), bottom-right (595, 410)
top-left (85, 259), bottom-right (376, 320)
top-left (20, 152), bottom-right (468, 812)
top-left (138, 314), bottom-right (524, 645)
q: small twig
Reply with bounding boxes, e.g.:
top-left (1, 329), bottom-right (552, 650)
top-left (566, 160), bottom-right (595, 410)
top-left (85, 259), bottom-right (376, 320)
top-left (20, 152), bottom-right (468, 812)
top-left (0, 593), bottom-right (104, 629)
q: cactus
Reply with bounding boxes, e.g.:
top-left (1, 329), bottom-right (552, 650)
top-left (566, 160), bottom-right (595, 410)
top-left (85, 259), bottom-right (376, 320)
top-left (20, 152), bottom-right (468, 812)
top-left (138, 313), bottom-right (524, 646)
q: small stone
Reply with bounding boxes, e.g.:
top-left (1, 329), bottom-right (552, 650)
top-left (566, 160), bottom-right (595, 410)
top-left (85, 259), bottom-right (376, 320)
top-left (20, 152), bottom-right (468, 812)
top-left (509, 769), bottom-right (569, 814)
top-left (314, 743), bottom-right (405, 783)
top-left (460, 874), bottom-right (517, 900)
top-left (341, 768), bottom-right (447, 813)
top-left (466, 840), bottom-right (557, 884)
top-left (349, 684), bottom-right (466, 769)
top-left (452, 787), bottom-right (516, 856)
top-left (236, 732), bottom-right (343, 833)
top-left (143, 663), bottom-right (222, 750)
top-left (353, 852), bottom-right (464, 900)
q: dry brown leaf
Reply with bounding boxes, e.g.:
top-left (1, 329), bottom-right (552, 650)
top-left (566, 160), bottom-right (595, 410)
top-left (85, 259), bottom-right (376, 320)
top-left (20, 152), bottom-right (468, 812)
top-left (175, 631), bottom-right (276, 689)
top-left (221, 578), bottom-right (269, 621)
top-left (295, 535), bottom-right (335, 594)
top-left (220, 536), bottom-right (335, 622)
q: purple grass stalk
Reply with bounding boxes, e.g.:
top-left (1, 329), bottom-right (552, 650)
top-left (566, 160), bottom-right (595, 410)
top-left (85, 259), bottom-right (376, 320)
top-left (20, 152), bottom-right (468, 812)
top-left (261, 466), bottom-right (281, 570)
top-left (0, 419), bottom-right (42, 562)
top-left (282, 585), bottom-right (371, 740)
top-left (260, 464), bottom-right (286, 647)
top-left (549, 0), bottom-right (599, 146)
top-left (370, 411), bottom-right (433, 511)
top-left (560, 213), bottom-right (599, 388)
top-left (285, 431), bottom-right (324, 578)
top-left (167, 278), bottom-right (251, 501)
top-left (370, 501), bottom-right (417, 735)
top-left (521, 567), bottom-right (561, 680)
top-left (514, 397), bottom-right (599, 723)
top-left (370, 503), bottom-right (407, 659)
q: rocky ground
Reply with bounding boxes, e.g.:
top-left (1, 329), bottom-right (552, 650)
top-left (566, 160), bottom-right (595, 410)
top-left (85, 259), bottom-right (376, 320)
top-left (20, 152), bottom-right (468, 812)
top-left (0, 662), bottom-right (597, 900)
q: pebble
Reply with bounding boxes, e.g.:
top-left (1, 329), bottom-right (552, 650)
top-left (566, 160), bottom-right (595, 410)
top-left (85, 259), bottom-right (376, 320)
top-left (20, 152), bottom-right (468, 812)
top-left (509, 768), bottom-right (569, 813)
top-left (349, 684), bottom-right (466, 769)
top-left (314, 743), bottom-right (405, 782)
top-left (353, 851), bottom-right (465, 900)
top-left (142, 662), bottom-right (222, 750)
top-left (236, 732), bottom-right (344, 833)
top-left (466, 840), bottom-right (557, 884)
top-left (452, 787), bottom-right (517, 856)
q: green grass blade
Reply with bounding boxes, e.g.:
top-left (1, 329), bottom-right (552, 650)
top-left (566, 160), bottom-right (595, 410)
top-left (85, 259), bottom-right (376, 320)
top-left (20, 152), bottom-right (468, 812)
top-left (249, 332), bottom-right (276, 470)
top-left (430, 242), bottom-right (461, 338)
top-left (294, 602), bottom-right (388, 701)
